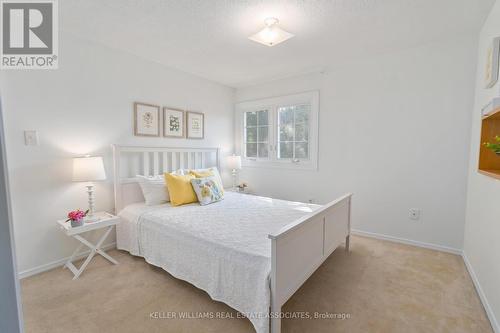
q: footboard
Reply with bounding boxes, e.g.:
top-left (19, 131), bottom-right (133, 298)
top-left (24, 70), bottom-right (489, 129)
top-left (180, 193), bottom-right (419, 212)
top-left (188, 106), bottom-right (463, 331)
top-left (268, 193), bottom-right (352, 333)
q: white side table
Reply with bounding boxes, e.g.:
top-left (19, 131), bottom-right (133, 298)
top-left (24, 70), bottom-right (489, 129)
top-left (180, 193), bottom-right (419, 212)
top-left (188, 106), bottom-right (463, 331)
top-left (227, 188), bottom-right (254, 195)
top-left (57, 212), bottom-right (120, 279)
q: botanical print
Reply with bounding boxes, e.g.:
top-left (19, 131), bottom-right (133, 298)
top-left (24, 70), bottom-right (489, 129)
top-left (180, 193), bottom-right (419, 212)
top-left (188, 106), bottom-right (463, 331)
top-left (169, 115), bottom-right (180, 131)
top-left (187, 111), bottom-right (204, 139)
top-left (163, 108), bottom-right (184, 137)
top-left (134, 103), bottom-right (160, 137)
top-left (143, 112), bottom-right (154, 128)
top-left (192, 118), bottom-right (200, 131)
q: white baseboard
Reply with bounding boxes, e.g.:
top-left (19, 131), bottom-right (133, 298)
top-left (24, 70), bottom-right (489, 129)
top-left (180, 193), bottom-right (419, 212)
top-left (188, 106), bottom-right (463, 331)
top-left (18, 242), bottom-right (116, 279)
top-left (351, 229), bottom-right (462, 255)
top-left (462, 252), bottom-right (499, 333)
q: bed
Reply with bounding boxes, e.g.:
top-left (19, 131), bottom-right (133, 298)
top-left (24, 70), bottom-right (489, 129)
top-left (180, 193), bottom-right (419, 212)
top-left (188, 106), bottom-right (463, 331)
top-left (112, 145), bottom-right (352, 333)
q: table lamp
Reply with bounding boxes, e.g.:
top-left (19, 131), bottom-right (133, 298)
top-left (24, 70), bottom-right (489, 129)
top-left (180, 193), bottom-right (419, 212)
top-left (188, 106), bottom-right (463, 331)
top-left (72, 155), bottom-right (106, 222)
top-left (226, 155), bottom-right (242, 190)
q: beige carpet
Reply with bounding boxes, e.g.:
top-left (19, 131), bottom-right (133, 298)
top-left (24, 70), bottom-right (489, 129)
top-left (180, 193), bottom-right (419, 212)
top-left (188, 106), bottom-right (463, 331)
top-left (21, 235), bottom-right (493, 333)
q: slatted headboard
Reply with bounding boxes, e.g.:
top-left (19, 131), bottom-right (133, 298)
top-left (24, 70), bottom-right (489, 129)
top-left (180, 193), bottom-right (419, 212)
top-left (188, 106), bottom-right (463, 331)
top-left (112, 145), bottom-right (220, 213)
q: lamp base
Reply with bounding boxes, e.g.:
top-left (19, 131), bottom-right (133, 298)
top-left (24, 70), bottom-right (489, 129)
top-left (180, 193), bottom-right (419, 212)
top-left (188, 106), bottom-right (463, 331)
top-left (85, 184), bottom-right (98, 223)
top-left (231, 169), bottom-right (237, 190)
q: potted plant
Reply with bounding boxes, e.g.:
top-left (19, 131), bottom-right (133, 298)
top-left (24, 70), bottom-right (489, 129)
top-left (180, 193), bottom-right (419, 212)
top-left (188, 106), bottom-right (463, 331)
top-left (236, 182), bottom-right (248, 193)
top-left (66, 209), bottom-right (88, 227)
top-left (484, 136), bottom-right (500, 155)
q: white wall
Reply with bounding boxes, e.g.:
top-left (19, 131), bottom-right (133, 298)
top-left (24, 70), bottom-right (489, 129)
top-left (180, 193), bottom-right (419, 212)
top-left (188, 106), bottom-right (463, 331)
top-left (235, 35), bottom-right (478, 251)
top-left (0, 32), bottom-right (235, 275)
top-left (464, 0), bottom-right (500, 331)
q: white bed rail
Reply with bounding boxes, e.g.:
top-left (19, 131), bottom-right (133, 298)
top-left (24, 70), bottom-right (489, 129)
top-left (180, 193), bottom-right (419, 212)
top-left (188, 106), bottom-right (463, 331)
top-left (112, 144), bottom-right (220, 213)
top-left (268, 193), bottom-right (352, 333)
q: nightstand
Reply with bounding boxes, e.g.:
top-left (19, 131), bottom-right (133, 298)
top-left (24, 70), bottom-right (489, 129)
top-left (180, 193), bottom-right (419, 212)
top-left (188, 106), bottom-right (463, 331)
top-left (227, 188), bottom-right (254, 195)
top-left (57, 211), bottom-right (120, 279)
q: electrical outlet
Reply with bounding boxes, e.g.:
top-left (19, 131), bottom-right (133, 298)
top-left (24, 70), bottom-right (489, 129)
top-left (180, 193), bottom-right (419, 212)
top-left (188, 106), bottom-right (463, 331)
top-left (24, 130), bottom-right (39, 146)
top-left (409, 208), bottom-right (421, 221)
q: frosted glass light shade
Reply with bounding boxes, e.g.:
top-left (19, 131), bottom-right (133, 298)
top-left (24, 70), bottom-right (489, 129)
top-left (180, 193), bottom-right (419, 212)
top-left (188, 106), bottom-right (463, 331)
top-left (248, 18), bottom-right (294, 47)
top-left (72, 156), bottom-right (106, 182)
top-left (227, 155), bottom-right (242, 170)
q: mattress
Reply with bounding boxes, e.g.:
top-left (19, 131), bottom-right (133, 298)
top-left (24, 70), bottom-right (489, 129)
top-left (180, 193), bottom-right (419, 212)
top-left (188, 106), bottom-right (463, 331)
top-left (117, 191), bottom-right (320, 333)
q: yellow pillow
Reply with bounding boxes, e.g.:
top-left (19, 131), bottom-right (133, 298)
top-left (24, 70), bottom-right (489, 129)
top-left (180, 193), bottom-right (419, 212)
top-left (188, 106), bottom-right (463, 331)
top-left (164, 173), bottom-right (198, 206)
top-left (189, 170), bottom-right (213, 178)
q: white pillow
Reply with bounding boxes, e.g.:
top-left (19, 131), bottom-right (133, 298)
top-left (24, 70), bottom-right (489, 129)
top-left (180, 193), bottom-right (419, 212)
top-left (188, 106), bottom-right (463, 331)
top-left (136, 175), bottom-right (169, 205)
top-left (173, 169), bottom-right (185, 175)
top-left (185, 167), bottom-right (224, 190)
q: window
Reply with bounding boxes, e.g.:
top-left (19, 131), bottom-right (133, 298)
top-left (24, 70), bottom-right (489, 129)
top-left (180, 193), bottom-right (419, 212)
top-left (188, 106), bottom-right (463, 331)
top-left (244, 110), bottom-right (269, 158)
top-left (236, 91), bottom-right (319, 170)
top-left (278, 104), bottom-right (309, 160)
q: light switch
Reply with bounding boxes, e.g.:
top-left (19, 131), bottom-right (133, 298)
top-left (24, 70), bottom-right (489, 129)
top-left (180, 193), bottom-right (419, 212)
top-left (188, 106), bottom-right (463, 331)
top-left (24, 130), bottom-right (39, 146)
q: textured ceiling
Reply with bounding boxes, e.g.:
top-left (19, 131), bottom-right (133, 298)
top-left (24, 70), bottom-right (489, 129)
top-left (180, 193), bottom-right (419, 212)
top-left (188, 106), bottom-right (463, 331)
top-left (61, 0), bottom-right (494, 87)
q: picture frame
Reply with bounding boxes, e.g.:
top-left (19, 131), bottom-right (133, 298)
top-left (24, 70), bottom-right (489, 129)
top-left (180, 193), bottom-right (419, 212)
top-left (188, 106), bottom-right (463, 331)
top-left (163, 108), bottom-right (185, 138)
top-left (186, 111), bottom-right (204, 139)
top-left (485, 36), bottom-right (500, 89)
top-left (134, 102), bottom-right (160, 137)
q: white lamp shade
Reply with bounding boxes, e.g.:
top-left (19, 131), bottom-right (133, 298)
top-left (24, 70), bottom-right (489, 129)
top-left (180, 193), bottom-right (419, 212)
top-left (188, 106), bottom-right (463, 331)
top-left (227, 155), bottom-right (242, 170)
top-left (72, 156), bottom-right (106, 182)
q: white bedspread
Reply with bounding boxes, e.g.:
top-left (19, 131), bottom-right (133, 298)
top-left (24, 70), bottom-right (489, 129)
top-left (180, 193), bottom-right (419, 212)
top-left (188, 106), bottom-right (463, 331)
top-left (117, 192), bottom-right (320, 333)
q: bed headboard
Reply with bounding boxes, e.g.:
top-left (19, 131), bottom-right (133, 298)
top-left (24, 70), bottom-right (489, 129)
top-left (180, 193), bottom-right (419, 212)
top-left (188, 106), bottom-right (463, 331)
top-left (112, 145), bottom-right (220, 213)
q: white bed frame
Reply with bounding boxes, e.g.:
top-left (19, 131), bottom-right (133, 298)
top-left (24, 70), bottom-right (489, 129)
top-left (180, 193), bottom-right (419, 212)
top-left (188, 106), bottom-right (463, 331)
top-left (112, 145), bottom-right (352, 333)
top-left (112, 145), bottom-right (221, 212)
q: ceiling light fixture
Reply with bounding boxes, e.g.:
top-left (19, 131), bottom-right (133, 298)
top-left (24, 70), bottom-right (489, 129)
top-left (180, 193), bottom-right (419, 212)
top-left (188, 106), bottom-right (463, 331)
top-left (248, 17), bottom-right (294, 47)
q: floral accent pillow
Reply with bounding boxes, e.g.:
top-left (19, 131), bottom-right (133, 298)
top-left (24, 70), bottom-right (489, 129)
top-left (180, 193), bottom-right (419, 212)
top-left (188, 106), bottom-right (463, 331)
top-left (190, 176), bottom-right (224, 206)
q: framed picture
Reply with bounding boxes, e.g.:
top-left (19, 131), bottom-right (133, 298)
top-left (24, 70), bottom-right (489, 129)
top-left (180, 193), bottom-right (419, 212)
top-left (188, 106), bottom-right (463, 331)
top-left (134, 102), bottom-right (160, 137)
top-left (485, 37), bottom-right (500, 89)
top-left (186, 111), bottom-right (204, 139)
top-left (163, 108), bottom-right (185, 138)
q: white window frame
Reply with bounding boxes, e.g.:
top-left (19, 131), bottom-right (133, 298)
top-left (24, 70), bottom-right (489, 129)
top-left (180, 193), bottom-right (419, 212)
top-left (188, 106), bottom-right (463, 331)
top-left (235, 91), bottom-right (319, 171)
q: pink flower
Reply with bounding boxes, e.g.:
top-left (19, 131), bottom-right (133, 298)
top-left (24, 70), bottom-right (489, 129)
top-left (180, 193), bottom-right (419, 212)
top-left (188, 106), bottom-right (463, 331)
top-left (66, 209), bottom-right (88, 222)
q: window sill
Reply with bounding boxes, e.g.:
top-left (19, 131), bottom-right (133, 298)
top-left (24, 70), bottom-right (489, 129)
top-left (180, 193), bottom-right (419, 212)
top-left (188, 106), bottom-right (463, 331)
top-left (242, 159), bottom-right (318, 171)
